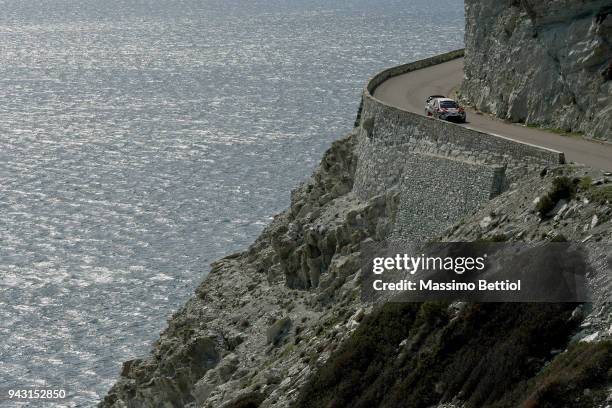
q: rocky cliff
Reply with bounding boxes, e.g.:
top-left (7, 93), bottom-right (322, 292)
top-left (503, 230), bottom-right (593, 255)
top-left (101, 125), bottom-right (612, 407)
top-left (101, 130), bottom-right (391, 407)
top-left (99, 3), bottom-right (612, 405)
top-left (459, 0), bottom-right (612, 141)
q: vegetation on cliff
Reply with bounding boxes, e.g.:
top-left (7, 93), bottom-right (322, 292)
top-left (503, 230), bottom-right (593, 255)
top-left (294, 302), bottom-right (612, 408)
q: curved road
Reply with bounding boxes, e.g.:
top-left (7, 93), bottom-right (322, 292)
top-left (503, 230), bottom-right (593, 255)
top-left (373, 58), bottom-right (612, 172)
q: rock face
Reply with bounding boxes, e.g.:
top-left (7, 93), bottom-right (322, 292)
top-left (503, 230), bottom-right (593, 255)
top-left (100, 131), bottom-right (394, 407)
top-left (100, 122), bottom-right (612, 407)
top-left (460, 0), bottom-right (612, 141)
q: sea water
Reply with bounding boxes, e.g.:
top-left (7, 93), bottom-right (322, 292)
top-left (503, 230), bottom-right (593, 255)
top-left (0, 0), bottom-right (464, 405)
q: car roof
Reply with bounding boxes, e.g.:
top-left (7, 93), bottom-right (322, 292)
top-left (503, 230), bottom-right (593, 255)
top-left (437, 98), bottom-right (456, 102)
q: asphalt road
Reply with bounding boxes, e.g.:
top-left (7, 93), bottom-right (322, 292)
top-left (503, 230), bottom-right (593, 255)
top-left (373, 58), bottom-right (612, 172)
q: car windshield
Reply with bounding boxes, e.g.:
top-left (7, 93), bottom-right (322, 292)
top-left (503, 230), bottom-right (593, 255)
top-left (440, 101), bottom-right (458, 108)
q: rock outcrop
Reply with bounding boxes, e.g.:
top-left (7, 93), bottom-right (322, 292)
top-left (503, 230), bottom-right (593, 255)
top-left (460, 0), bottom-right (612, 141)
top-left (100, 130), bottom-right (396, 407)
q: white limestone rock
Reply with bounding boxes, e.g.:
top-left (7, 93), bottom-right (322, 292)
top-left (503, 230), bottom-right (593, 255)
top-left (460, 0), bottom-right (612, 141)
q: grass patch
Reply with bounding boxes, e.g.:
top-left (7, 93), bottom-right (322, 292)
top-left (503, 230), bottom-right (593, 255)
top-left (280, 343), bottom-right (298, 358)
top-left (578, 176), bottom-right (593, 191)
top-left (526, 124), bottom-right (584, 138)
top-left (589, 185), bottom-right (612, 204)
top-left (579, 176), bottom-right (612, 205)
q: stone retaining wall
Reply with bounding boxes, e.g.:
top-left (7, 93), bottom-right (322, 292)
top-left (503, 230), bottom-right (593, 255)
top-left (354, 50), bottom-right (565, 240)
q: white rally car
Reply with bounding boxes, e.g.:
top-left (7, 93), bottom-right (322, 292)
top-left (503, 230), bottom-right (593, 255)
top-left (425, 96), bottom-right (466, 123)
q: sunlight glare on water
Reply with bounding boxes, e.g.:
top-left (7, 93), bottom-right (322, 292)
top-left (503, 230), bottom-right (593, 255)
top-left (0, 0), bottom-right (464, 405)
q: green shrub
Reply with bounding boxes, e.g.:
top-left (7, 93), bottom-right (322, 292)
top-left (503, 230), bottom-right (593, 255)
top-left (588, 185), bottom-right (612, 204)
top-left (354, 97), bottom-right (364, 128)
top-left (415, 301), bottom-right (448, 326)
top-left (578, 176), bottom-right (593, 191)
top-left (293, 303), bottom-right (420, 408)
top-left (550, 176), bottom-right (576, 201)
top-left (537, 177), bottom-right (577, 217)
top-left (536, 194), bottom-right (555, 216)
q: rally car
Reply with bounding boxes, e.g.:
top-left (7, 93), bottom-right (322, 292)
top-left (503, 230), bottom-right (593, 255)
top-left (425, 96), bottom-right (466, 123)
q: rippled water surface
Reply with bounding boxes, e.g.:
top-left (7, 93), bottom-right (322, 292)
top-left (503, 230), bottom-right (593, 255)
top-left (0, 0), bottom-right (464, 405)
